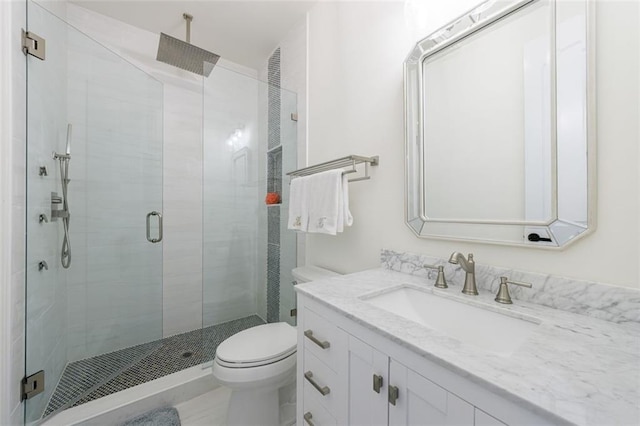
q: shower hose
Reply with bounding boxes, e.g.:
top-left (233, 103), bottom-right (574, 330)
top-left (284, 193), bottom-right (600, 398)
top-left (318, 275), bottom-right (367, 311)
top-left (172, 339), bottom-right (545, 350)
top-left (58, 155), bottom-right (71, 269)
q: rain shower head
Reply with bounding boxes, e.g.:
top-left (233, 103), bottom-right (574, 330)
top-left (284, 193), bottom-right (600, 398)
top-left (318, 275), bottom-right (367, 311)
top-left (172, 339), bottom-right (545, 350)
top-left (156, 13), bottom-right (220, 77)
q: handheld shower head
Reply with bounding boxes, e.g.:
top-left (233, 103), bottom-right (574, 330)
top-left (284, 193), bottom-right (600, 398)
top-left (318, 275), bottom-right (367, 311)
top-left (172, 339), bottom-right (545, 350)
top-left (65, 123), bottom-right (72, 155)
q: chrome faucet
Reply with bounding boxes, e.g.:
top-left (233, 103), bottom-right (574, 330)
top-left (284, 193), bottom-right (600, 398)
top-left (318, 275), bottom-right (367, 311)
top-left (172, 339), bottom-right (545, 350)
top-left (448, 252), bottom-right (478, 295)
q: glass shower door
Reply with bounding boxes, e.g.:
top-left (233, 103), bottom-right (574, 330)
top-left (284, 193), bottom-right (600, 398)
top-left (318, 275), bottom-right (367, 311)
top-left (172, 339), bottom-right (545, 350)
top-left (24, 2), bottom-right (163, 422)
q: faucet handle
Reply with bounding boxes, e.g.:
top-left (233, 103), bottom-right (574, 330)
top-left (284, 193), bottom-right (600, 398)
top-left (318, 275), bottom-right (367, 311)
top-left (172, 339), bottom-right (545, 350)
top-left (494, 277), bottom-right (532, 304)
top-left (423, 264), bottom-right (448, 289)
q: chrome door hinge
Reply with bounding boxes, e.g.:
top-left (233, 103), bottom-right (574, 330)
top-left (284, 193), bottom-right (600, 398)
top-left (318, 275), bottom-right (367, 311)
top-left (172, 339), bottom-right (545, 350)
top-left (22, 370), bottom-right (45, 400)
top-left (22, 29), bottom-right (46, 60)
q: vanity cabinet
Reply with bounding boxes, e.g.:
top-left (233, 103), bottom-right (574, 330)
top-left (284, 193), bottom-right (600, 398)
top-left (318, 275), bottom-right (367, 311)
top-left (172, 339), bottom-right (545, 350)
top-left (347, 334), bottom-right (477, 426)
top-left (297, 295), bottom-right (549, 426)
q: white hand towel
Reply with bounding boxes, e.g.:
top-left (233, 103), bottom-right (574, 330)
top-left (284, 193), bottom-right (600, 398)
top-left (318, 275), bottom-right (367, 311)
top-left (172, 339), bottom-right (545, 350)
top-left (307, 169), bottom-right (352, 235)
top-left (341, 172), bottom-right (353, 228)
top-left (287, 174), bottom-right (309, 232)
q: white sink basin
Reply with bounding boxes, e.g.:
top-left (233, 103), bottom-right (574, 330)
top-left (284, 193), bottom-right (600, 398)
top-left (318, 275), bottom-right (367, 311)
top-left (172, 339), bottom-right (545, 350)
top-left (361, 286), bottom-right (539, 356)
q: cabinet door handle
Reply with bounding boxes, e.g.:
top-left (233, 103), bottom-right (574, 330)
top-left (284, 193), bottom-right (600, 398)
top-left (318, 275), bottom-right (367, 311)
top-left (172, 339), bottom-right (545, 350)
top-left (388, 385), bottom-right (399, 406)
top-left (373, 374), bottom-right (383, 393)
top-left (304, 329), bottom-right (330, 349)
top-left (304, 371), bottom-right (331, 396)
top-left (303, 411), bottom-right (315, 426)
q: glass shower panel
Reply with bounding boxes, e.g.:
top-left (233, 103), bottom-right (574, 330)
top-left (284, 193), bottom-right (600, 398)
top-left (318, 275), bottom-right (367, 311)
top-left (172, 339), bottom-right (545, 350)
top-left (278, 90), bottom-right (298, 327)
top-left (25, 2), bottom-right (163, 422)
top-left (202, 65), bottom-right (297, 363)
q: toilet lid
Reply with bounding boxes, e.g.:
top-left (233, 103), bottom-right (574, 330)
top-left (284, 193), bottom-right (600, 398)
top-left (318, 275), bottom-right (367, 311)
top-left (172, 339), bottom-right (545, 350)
top-left (216, 322), bottom-right (297, 366)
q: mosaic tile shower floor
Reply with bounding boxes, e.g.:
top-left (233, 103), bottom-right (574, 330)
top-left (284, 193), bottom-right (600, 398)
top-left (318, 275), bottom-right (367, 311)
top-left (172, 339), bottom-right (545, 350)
top-left (43, 315), bottom-right (265, 418)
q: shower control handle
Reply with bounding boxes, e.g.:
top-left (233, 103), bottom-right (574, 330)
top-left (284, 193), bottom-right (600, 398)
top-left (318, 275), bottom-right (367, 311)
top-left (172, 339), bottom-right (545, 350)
top-left (146, 211), bottom-right (163, 243)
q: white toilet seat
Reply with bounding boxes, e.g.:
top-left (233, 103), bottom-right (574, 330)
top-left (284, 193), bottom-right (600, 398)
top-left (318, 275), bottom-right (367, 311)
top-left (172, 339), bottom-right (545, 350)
top-left (215, 346), bottom-right (296, 368)
top-left (213, 350), bottom-right (296, 390)
top-left (215, 322), bottom-right (297, 367)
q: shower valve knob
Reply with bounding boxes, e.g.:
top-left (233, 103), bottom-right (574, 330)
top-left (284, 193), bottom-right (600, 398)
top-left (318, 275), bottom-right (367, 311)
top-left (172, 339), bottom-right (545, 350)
top-left (38, 214), bottom-right (49, 223)
top-left (38, 261), bottom-right (48, 271)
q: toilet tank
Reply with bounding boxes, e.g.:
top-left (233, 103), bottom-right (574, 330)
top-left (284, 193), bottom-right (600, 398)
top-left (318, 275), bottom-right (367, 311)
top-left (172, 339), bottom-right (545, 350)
top-left (292, 265), bottom-right (340, 284)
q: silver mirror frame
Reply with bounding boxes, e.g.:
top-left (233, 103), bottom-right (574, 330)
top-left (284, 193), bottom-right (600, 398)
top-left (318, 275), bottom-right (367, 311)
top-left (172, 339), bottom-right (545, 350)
top-left (403, 0), bottom-right (596, 249)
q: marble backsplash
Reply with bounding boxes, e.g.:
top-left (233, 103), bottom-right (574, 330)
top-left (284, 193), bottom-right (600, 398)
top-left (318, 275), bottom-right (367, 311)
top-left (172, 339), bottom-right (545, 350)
top-left (381, 249), bottom-right (640, 324)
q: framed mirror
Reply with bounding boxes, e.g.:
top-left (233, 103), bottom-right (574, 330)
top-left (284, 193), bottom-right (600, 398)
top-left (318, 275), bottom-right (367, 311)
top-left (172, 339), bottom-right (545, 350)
top-left (404, 0), bottom-right (595, 248)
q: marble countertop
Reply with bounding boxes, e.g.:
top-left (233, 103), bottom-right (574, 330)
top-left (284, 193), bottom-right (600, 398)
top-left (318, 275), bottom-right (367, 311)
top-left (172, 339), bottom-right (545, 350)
top-left (295, 268), bottom-right (640, 426)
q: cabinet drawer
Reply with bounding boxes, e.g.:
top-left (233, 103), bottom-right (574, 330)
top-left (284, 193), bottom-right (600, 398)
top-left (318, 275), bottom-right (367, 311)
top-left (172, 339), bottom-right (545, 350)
top-left (303, 307), bottom-right (344, 369)
top-left (303, 349), bottom-right (341, 414)
top-left (303, 386), bottom-right (338, 426)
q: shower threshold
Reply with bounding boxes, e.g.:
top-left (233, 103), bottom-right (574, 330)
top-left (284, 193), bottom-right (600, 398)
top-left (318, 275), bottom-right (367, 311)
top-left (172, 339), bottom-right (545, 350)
top-left (43, 315), bottom-right (265, 419)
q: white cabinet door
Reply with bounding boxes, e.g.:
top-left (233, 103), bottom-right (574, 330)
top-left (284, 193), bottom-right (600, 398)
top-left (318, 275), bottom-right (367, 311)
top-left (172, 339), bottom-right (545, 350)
top-left (347, 335), bottom-right (389, 426)
top-left (389, 359), bottom-right (474, 426)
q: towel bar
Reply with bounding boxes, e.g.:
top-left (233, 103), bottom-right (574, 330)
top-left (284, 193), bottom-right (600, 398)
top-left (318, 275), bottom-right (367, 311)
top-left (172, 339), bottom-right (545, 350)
top-left (286, 155), bottom-right (379, 182)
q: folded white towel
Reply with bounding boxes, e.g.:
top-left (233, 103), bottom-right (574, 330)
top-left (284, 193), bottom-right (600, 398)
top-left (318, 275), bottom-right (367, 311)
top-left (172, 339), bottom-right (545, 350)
top-left (288, 174), bottom-right (309, 232)
top-left (307, 169), bottom-right (352, 235)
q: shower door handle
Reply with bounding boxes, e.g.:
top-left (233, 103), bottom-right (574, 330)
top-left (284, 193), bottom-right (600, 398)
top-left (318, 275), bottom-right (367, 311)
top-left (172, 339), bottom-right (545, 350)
top-left (146, 211), bottom-right (163, 243)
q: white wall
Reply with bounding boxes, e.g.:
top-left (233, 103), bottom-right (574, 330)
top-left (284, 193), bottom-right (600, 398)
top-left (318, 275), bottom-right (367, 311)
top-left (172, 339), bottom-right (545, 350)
top-left (306, 0), bottom-right (640, 289)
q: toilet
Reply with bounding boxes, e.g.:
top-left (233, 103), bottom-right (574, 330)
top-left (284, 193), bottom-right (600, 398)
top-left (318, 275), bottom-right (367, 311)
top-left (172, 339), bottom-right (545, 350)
top-left (212, 265), bottom-right (340, 426)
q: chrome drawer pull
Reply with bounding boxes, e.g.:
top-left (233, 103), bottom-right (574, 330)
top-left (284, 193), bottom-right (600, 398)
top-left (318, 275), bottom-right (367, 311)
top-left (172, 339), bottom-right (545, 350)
top-left (304, 371), bottom-right (330, 396)
top-left (304, 411), bottom-right (315, 426)
top-left (304, 329), bottom-right (330, 349)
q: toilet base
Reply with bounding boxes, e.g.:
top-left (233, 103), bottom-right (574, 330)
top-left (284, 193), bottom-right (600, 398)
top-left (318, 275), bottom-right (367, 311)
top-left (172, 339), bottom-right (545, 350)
top-left (224, 376), bottom-right (296, 426)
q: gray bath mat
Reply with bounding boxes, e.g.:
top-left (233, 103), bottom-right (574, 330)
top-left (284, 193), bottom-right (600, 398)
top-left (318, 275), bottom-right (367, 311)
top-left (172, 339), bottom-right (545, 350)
top-left (120, 407), bottom-right (181, 426)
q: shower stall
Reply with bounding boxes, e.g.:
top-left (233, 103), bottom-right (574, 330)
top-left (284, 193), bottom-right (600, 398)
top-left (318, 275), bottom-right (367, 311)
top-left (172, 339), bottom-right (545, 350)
top-left (23, 1), bottom-right (297, 424)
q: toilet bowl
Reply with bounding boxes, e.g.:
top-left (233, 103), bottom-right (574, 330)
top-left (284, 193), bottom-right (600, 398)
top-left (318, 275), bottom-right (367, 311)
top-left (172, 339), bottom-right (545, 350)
top-left (212, 265), bottom-right (340, 426)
